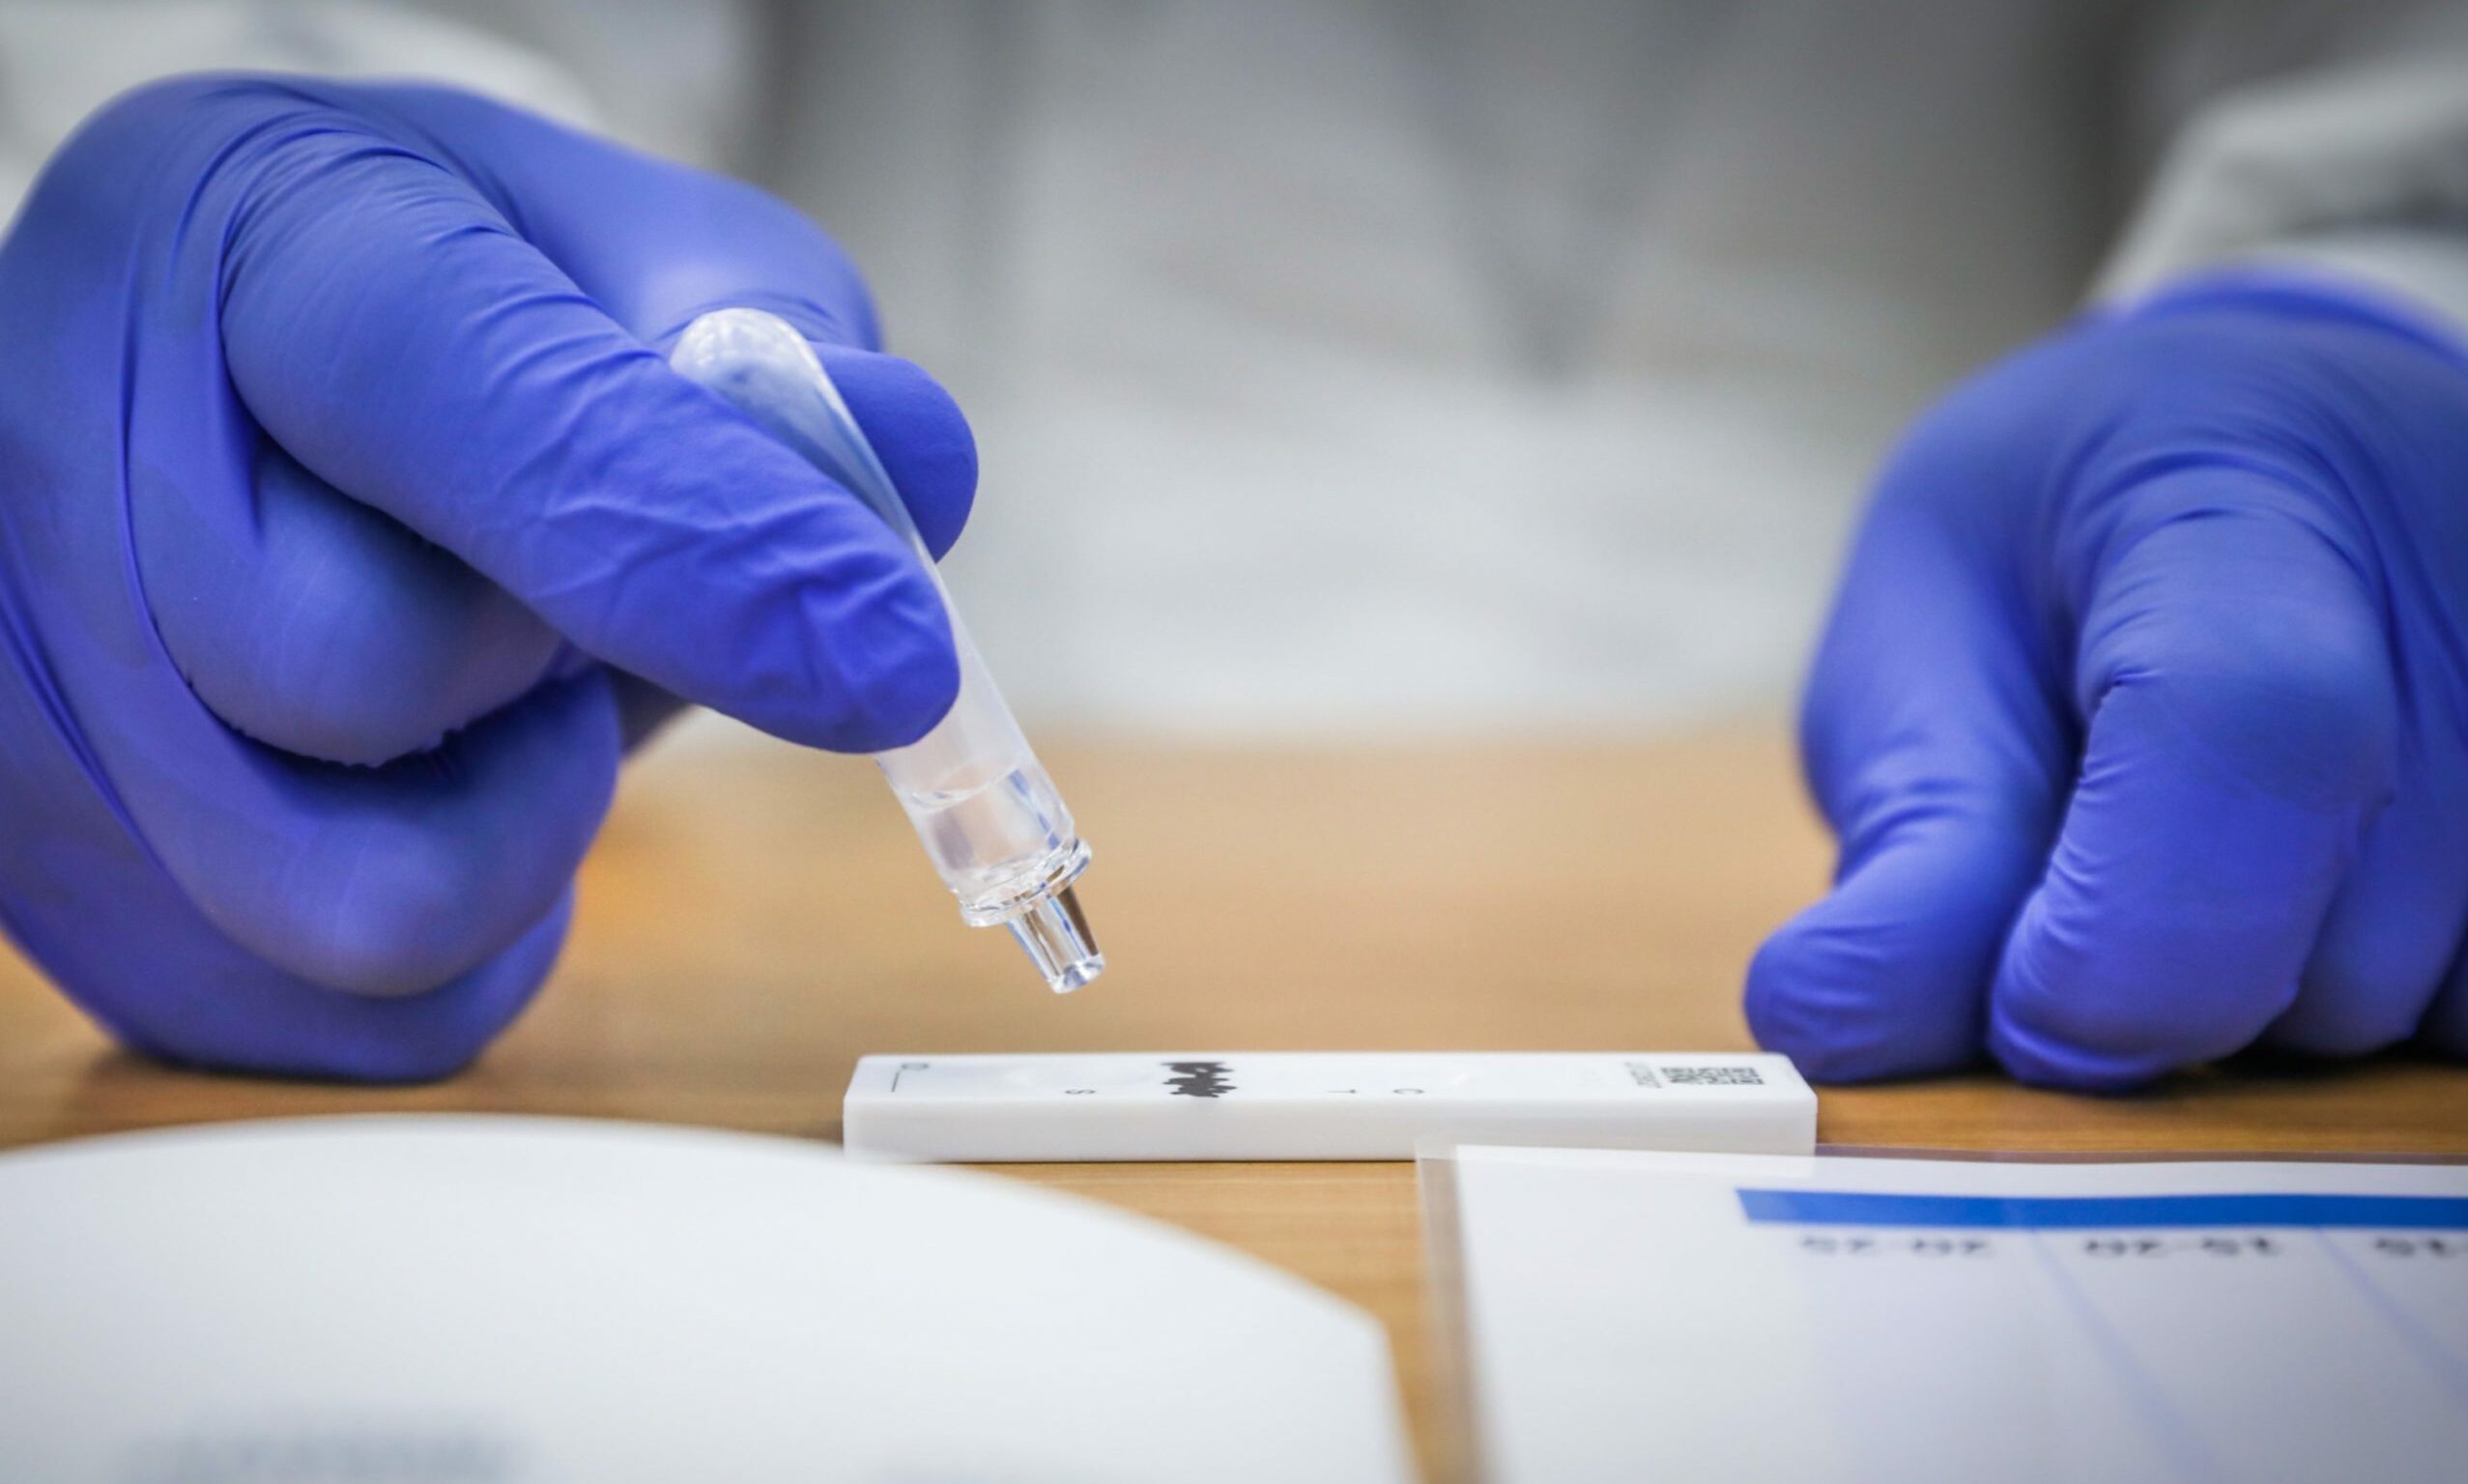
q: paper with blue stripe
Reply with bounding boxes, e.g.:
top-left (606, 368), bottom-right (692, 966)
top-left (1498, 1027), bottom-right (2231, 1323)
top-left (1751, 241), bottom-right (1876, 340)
top-left (1446, 1149), bottom-right (2468, 1484)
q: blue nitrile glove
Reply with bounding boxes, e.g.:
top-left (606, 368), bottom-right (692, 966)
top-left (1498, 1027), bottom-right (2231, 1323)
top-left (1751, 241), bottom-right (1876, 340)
top-left (1748, 273), bottom-right (2468, 1092)
top-left (0, 76), bottom-right (978, 1081)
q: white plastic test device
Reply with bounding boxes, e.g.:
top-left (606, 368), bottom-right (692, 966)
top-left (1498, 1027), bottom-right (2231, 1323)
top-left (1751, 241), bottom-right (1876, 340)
top-left (843, 1052), bottom-right (1817, 1161)
top-left (671, 310), bottom-right (1102, 993)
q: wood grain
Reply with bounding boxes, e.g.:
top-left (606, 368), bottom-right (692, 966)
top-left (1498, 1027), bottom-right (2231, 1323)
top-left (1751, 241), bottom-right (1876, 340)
top-left (5, 726), bottom-right (2464, 1477)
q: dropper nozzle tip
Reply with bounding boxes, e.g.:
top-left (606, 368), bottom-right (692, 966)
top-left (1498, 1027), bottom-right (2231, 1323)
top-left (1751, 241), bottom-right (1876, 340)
top-left (1007, 885), bottom-right (1105, 994)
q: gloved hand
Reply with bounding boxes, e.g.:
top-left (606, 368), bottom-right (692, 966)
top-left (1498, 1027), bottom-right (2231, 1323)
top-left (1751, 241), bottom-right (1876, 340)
top-left (0, 76), bottom-right (978, 1080)
top-left (1748, 273), bottom-right (2468, 1092)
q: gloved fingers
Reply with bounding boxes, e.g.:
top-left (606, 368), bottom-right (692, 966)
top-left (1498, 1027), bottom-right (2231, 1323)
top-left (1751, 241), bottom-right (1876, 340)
top-left (1747, 801), bottom-right (2051, 1083)
top-left (2268, 769), bottom-right (2468, 1057)
top-left (213, 102), bottom-right (957, 753)
top-left (607, 670), bottom-right (691, 752)
top-left (161, 671), bottom-right (623, 999)
top-left (344, 82), bottom-right (977, 560)
top-left (2421, 938), bottom-right (2468, 1059)
top-left (1988, 485), bottom-right (2398, 1091)
top-left (1745, 405), bottom-right (2072, 1082)
top-left (120, 890), bottom-right (574, 1085)
top-left (813, 348), bottom-right (979, 562)
top-left (140, 439), bottom-right (563, 767)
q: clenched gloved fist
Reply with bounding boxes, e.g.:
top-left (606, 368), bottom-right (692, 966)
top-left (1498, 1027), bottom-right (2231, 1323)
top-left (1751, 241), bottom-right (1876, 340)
top-left (1750, 275), bottom-right (2468, 1092)
top-left (0, 76), bottom-right (977, 1079)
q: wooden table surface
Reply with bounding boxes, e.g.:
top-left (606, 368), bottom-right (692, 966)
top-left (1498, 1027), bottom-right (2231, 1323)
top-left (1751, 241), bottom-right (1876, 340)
top-left (5, 726), bottom-right (2465, 1478)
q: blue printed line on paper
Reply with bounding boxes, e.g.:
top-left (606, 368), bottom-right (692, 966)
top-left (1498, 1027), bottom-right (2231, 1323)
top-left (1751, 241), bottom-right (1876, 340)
top-left (1735, 1190), bottom-right (2468, 1230)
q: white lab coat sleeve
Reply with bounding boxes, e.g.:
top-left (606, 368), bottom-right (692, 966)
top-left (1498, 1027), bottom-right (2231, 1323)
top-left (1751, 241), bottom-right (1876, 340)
top-left (2097, 17), bottom-right (2468, 335)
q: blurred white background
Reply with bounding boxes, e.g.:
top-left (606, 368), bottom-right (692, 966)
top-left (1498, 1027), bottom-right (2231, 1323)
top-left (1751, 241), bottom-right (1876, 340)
top-left (2, 0), bottom-right (2454, 738)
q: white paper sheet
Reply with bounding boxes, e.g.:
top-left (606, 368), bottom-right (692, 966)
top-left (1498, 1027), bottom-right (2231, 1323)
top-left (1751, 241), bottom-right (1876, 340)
top-left (0, 1116), bottom-right (1416, 1483)
top-left (1436, 1147), bottom-right (2468, 1484)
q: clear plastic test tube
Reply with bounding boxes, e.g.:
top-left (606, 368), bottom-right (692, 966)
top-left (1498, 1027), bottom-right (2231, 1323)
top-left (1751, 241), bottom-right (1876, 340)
top-left (670, 309), bottom-right (1103, 992)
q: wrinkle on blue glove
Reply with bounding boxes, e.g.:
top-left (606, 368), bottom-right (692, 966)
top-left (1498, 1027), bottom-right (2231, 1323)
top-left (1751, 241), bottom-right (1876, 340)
top-left (145, 439), bottom-right (565, 767)
top-left (1749, 274), bottom-right (2468, 1092)
top-left (0, 74), bottom-right (978, 1079)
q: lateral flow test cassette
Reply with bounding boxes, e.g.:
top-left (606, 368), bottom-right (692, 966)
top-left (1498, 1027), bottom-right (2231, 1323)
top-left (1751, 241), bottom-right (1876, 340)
top-left (844, 1053), bottom-right (1816, 1161)
top-left (671, 310), bottom-right (1102, 993)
